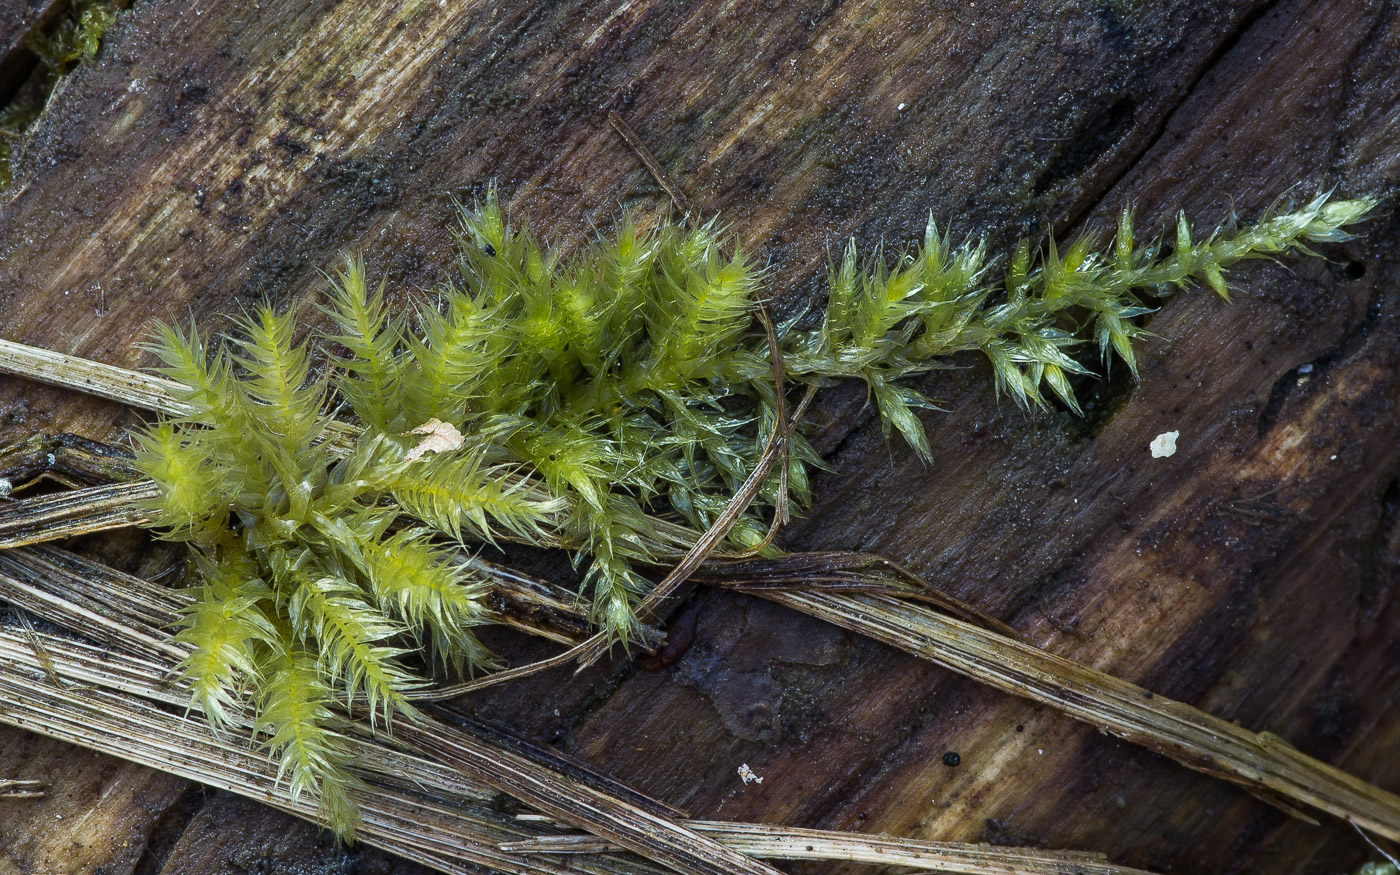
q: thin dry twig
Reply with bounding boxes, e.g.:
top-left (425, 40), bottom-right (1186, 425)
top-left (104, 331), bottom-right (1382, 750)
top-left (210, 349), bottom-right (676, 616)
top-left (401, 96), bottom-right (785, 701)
top-left (727, 304), bottom-right (793, 556)
top-left (0, 779), bottom-right (46, 799)
top-left (0, 338), bottom-right (190, 416)
top-left (608, 110), bottom-right (696, 220)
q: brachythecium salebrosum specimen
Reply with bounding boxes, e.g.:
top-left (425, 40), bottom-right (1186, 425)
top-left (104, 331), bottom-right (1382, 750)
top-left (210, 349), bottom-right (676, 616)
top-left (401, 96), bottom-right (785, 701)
top-left (131, 190), bottom-right (1375, 836)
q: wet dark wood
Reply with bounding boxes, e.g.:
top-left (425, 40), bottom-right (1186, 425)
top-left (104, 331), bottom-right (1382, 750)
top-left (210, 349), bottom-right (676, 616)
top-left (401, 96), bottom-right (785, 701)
top-left (0, 0), bottom-right (1396, 873)
top-left (0, 0), bottom-right (59, 63)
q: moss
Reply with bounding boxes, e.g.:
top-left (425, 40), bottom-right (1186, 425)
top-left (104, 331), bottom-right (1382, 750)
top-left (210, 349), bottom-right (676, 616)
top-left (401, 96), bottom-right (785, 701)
top-left (133, 189), bottom-right (1375, 837)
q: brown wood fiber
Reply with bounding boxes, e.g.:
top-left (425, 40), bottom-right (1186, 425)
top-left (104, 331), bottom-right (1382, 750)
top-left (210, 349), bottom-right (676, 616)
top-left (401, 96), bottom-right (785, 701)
top-left (0, 0), bottom-right (1396, 873)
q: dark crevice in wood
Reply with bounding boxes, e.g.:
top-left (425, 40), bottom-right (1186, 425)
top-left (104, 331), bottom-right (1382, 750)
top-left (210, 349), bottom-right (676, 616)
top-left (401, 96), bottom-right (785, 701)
top-left (0, 47), bottom-right (40, 110)
top-left (129, 784), bottom-right (206, 875)
top-left (1032, 95), bottom-right (1139, 198)
top-left (0, 0), bottom-right (131, 190)
top-left (1257, 238), bottom-right (1392, 439)
top-left (1065, 358), bottom-right (1139, 440)
top-left (1339, 260), bottom-right (1367, 281)
top-left (641, 596), bottom-right (705, 671)
top-left (0, 0), bottom-right (67, 98)
top-left (1059, 0), bottom-right (1286, 238)
top-left (1255, 361), bottom-right (1307, 441)
top-left (1357, 475), bottom-right (1400, 635)
top-left (807, 400), bottom-right (883, 475)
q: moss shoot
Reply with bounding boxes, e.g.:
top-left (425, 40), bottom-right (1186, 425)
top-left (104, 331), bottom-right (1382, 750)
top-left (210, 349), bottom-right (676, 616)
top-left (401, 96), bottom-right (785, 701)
top-left (133, 190), bottom-right (1375, 837)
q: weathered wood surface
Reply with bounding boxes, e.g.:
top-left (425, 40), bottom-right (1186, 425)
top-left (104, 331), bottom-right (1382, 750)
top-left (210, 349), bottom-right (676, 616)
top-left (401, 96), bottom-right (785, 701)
top-left (0, 0), bottom-right (1396, 873)
top-left (0, 0), bottom-right (55, 61)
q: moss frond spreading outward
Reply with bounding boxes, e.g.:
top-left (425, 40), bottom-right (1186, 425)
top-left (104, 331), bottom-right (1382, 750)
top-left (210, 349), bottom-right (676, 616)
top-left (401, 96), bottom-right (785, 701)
top-left (132, 189), bottom-right (1374, 836)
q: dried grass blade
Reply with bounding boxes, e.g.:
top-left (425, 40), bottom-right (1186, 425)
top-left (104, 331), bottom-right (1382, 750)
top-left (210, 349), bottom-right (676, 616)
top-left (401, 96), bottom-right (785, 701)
top-left (0, 779), bottom-right (45, 799)
top-left (0, 552), bottom-right (778, 875)
top-left (0, 621), bottom-right (1154, 875)
top-left (0, 549), bottom-right (1164, 875)
top-left (0, 552), bottom-right (185, 660)
top-left (0, 623), bottom-right (665, 875)
top-left (0, 338), bottom-right (190, 416)
top-left (747, 588), bottom-right (1400, 842)
top-left (0, 480), bottom-right (158, 548)
top-left (396, 719), bottom-right (786, 875)
top-left (504, 820), bottom-right (1155, 875)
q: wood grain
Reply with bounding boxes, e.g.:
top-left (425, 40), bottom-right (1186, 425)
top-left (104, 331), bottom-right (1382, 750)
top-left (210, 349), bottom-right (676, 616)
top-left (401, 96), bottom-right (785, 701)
top-left (0, 0), bottom-right (59, 63)
top-left (0, 0), bottom-right (1395, 873)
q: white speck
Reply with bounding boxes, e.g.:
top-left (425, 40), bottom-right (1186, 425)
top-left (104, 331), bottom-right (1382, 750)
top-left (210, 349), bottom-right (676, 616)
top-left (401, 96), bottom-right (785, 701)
top-left (738, 764), bottom-right (763, 785)
top-left (553, 709), bottom-right (559, 716)
top-left (1149, 430), bottom-right (1179, 458)
top-left (1298, 363), bottom-right (1314, 374)
top-left (1038, 749), bottom-right (1044, 755)
top-left (1330, 454), bottom-right (1338, 461)
top-left (897, 102), bottom-right (906, 111)
top-left (1073, 498), bottom-right (1079, 504)
top-left (0, 479), bottom-right (10, 499)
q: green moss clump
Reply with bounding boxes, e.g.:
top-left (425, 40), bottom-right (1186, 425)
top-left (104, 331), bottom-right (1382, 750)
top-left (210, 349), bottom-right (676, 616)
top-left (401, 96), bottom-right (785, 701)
top-left (134, 189), bottom-right (1374, 837)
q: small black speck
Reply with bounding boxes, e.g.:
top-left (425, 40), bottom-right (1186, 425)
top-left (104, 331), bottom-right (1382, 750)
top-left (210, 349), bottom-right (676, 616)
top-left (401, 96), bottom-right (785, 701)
top-left (483, 243), bottom-right (497, 257)
top-left (548, 454), bottom-right (557, 461)
top-left (942, 751), bottom-right (960, 767)
top-left (1015, 724), bottom-right (1024, 732)
top-left (180, 83), bottom-right (209, 105)
top-left (858, 811), bottom-right (867, 820)
top-left (1143, 691), bottom-right (1153, 699)
top-left (805, 846), bottom-right (814, 852)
